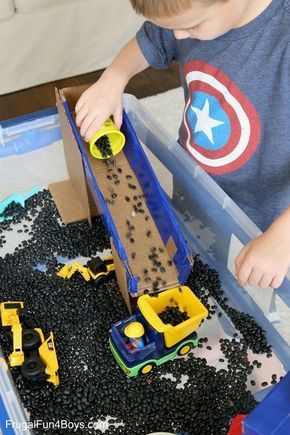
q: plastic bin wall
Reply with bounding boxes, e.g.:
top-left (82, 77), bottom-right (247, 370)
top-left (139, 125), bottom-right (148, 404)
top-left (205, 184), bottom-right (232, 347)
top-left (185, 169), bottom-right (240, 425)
top-left (244, 371), bottom-right (290, 434)
top-left (0, 108), bottom-right (60, 158)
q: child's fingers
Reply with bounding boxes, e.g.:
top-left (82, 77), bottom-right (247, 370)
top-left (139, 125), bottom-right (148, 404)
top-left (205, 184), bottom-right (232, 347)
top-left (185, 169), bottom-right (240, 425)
top-left (259, 274), bottom-right (274, 289)
top-left (247, 269), bottom-right (262, 287)
top-left (75, 106), bottom-right (88, 128)
top-left (270, 274), bottom-right (284, 289)
top-left (237, 263), bottom-right (252, 287)
top-left (75, 97), bottom-right (85, 113)
top-left (80, 110), bottom-right (100, 138)
top-left (113, 109), bottom-right (123, 130)
top-left (235, 244), bottom-right (248, 275)
top-left (236, 250), bottom-right (252, 286)
top-left (84, 117), bottom-right (105, 143)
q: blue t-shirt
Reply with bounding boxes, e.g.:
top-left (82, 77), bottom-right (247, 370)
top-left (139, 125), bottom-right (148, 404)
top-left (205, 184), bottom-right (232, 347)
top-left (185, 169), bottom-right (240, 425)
top-left (136, 0), bottom-right (290, 231)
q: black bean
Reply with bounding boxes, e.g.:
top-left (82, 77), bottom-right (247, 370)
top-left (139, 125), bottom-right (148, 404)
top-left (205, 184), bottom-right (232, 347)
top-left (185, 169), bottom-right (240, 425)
top-left (94, 134), bottom-right (113, 158)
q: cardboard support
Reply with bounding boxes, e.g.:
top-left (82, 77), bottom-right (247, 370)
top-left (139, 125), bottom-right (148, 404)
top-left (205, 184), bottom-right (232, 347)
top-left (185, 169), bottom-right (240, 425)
top-left (50, 88), bottom-right (96, 224)
top-left (111, 239), bottom-right (132, 314)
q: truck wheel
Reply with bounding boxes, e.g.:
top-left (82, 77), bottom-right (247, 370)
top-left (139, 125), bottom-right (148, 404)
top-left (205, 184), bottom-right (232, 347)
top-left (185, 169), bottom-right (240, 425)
top-left (22, 329), bottom-right (41, 351)
top-left (21, 355), bottom-right (45, 380)
top-left (178, 343), bottom-right (192, 356)
top-left (139, 363), bottom-right (154, 375)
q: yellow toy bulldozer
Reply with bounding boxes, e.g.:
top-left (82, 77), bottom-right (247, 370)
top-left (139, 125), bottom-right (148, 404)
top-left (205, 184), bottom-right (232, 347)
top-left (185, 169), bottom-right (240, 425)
top-left (0, 301), bottom-right (59, 387)
top-left (57, 254), bottom-right (115, 286)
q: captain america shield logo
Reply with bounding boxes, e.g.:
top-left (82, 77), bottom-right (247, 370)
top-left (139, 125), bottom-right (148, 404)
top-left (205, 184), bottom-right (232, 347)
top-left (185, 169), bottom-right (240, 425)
top-left (182, 61), bottom-right (261, 174)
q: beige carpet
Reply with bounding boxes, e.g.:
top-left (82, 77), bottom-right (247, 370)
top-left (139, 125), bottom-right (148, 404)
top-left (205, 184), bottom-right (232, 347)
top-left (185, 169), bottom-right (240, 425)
top-left (140, 87), bottom-right (184, 139)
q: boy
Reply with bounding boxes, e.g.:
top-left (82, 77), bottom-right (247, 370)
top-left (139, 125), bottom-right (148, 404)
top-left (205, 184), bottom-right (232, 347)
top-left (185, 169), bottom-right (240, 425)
top-left (75, 0), bottom-right (290, 290)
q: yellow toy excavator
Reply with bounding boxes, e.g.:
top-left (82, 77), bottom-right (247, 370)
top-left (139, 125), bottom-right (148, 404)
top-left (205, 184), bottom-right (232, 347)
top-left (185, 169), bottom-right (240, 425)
top-left (0, 301), bottom-right (59, 387)
top-left (57, 255), bottom-right (115, 286)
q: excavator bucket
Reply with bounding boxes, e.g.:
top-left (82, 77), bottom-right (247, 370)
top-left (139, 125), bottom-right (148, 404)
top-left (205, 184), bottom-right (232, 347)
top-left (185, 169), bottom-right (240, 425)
top-left (56, 265), bottom-right (70, 278)
top-left (0, 301), bottom-right (24, 327)
top-left (38, 332), bottom-right (60, 387)
top-left (57, 263), bottom-right (91, 281)
top-left (67, 263), bottom-right (91, 281)
top-left (8, 323), bottom-right (24, 367)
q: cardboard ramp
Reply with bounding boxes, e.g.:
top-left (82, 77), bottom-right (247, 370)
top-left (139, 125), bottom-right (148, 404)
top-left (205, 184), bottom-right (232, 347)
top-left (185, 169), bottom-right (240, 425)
top-left (52, 86), bottom-right (192, 311)
top-left (86, 148), bottom-right (179, 294)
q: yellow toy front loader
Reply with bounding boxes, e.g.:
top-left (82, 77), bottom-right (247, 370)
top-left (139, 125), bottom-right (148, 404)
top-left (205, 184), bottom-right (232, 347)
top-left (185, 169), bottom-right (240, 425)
top-left (0, 301), bottom-right (59, 386)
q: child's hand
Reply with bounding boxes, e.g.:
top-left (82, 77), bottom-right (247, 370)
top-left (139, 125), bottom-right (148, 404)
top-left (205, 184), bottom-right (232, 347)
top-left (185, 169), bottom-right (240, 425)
top-left (75, 71), bottom-right (124, 142)
top-left (75, 37), bottom-right (148, 141)
top-left (235, 223), bottom-right (290, 289)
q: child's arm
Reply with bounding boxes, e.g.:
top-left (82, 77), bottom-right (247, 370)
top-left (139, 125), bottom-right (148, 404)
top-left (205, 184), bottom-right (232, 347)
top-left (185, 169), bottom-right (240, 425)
top-left (235, 206), bottom-right (290, 288)
top-left (75, 37), bottom-right (149, 142)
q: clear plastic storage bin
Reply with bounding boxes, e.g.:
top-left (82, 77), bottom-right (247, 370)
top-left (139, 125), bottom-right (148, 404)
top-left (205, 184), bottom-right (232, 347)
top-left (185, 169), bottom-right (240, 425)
top-left (0, 95), bottom-right (290, 434)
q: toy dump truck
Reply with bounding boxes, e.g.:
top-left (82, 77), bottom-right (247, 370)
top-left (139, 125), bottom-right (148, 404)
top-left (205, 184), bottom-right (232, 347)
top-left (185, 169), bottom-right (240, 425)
top-left (109, 286), bottom-right (208, 376)
top-left (0, 301), bottom-right (59, 386)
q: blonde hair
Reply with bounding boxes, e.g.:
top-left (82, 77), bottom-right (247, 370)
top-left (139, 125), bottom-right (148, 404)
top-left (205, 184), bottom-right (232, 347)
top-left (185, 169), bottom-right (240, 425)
top-left (130, 0), bottom-right (227, 18)
top-left (129, 0), bottom-right (194, 18)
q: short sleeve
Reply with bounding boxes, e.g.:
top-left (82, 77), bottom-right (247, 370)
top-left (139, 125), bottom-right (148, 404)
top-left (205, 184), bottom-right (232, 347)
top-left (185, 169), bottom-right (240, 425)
top-left (136, 21), bottom-right (177, 69)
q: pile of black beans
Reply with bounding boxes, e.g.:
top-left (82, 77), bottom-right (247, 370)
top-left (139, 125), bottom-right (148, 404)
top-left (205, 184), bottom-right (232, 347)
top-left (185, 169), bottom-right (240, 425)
top-left (159, 306), bottom-right (189, 326)
top-left (0, 190), bottom-right (273, 434)
top-left (95, 135), bottom-right (113, 158)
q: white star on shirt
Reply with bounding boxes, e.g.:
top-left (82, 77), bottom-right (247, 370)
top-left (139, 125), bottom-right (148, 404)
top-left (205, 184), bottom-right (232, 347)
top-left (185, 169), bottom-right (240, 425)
top-left (191, 99), bottom-right (224, 144)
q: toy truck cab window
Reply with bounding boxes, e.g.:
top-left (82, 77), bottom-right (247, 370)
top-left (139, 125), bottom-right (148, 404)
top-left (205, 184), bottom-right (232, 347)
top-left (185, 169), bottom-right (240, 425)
top-left (124, 339), bottom-right (156, 360)
top-left (112, 319), bottom-right (156, 363)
